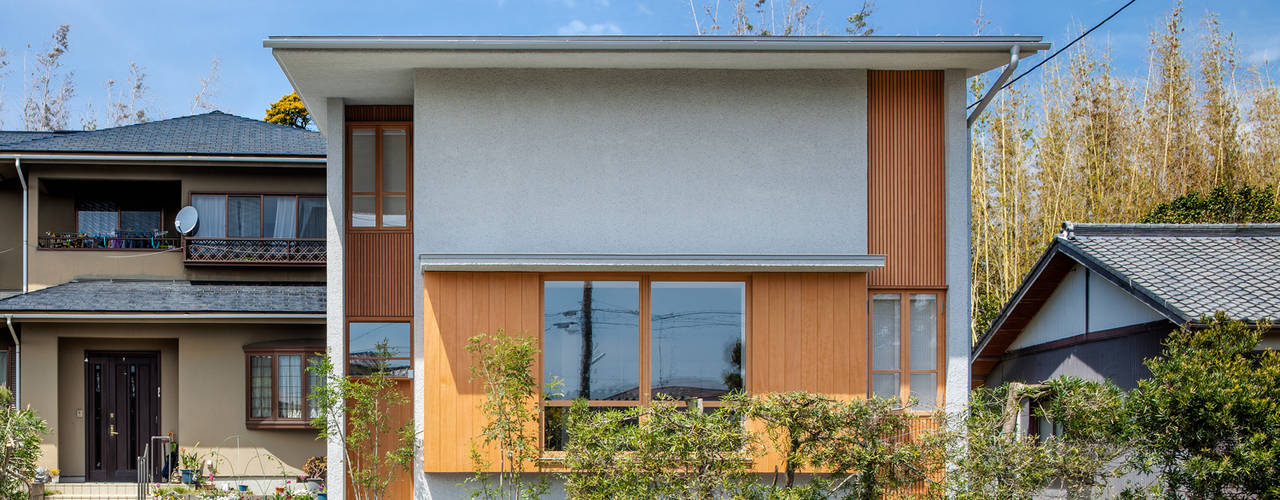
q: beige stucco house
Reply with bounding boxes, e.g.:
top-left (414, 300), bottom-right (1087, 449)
top-left (0, 112), bottom-right (327, 494)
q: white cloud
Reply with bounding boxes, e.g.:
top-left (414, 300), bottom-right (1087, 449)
top-left (637, 2), bottom-right (653, 15)
top-left (557, 20), bottom-right (623, 35)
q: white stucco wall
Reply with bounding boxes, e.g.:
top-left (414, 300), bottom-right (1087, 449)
top-left (411, 68), bottom-right (869, 256)
top-left (943, 69), bottom-right (972, 412)
top-left (323, 98), bottom-right (348, 500)
top-left (1008, 263), bottom-right (1167, 351)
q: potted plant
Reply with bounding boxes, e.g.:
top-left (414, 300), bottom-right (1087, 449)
top-left (178, 443), bottom-right (203, 484)
top-left (302, 456), bottom-right (326, 491)
top-left (48, 468), bottom-right (59, 484)
top-left (316, 485), bottom-right (327, 500)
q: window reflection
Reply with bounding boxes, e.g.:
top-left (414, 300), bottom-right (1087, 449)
top-left (543, 281), bottom-right (640, 401)
top-left (650, 282), bottom-right (745, 400)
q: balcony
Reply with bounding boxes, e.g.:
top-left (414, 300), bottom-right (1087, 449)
top-left (38, 231), bottom-right (183, 250)
top-left (183, 237), bottom-right (326, 266)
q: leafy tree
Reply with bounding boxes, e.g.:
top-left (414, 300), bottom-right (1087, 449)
top-left (0, 388), bottom-right (47, 500)
top-left (728, 392), bottom-right (935, 499)
top-left (465, 331), bottom-right (555, 500)
top-left (1138, 184), bottom-right (1280, 223)
top-left (562, 398), bottom-right (755, 500)
top-left (308, 346), bottom-right (416, 500)
top-left (264, 91), bottom-right (311, 129)
top-left (1129, 314), bottom-right (1280, 498)
top-left (943, 378), bottom-right (1136, 499)
top-left (22, 25), bottom-right (74, 131)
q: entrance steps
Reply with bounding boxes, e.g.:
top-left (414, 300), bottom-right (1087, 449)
top-left (41, 481), bottom-right (139, 499)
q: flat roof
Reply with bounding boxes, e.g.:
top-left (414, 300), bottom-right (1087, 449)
top-left (266, 35), bottom-right (1048, 132)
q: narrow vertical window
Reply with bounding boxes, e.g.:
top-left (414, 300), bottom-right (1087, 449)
top-left (869, 292), bottom-right (941, 410)
top-left (307, 356), bottom-right (324, 419)
top-left (381, 128), bottom-right (408, 227)
top-left (347, 125), bottom-right (410, 229)
top-left (278, 355), bottom-right (303, 419)
top-left (870, 294), bottom-right (901, 400)
top-left (250, 356), bottom-right (272, 418)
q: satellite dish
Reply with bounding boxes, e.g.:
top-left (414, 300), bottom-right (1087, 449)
top-left (175, 206), bottom-right (199, 235)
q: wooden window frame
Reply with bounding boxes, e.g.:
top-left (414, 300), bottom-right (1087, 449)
top-left (243, 346), bottom-right (324, 430)
top-left (345, 318), bottom-right (414, 379)
top-left (867, 289), bottom-right (946, 413)
top-left (189, 192), bottom-right (326, 239)
top-left (74, 199), bottom-right (166, 236)
top-left (345, 123), bottom-right (413, 230)
top-left (538, 273), bottom-right (751, 451)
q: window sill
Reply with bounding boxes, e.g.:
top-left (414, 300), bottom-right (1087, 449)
top-left (246, 419), bottom-right (317, 430)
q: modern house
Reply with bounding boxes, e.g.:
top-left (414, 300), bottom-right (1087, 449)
top-left (972, 222), bottom-right (1280, 390)
top-left (0, 112), bottom-right (327, 493)
top-left (267, 35), bottom-right (1049, 498)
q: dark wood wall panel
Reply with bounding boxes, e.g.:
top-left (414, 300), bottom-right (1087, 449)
top-left (345, 105), bottom-right (412, 122)
top-left (867, 70), bottom-right (947, 288)
top-left (345, 231), bottom-right (413, 318)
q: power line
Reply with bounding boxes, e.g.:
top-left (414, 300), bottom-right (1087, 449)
top-left (968, 0), bottom-right (1139, 110)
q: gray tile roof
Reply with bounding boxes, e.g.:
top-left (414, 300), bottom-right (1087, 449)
top-left (0, 131), bottom-right (70, 146)
top-left (0, 279), bottom-right (325, 314)
top-left (1060, 223), bottom-right (1280, 323)
top-left (0, 111), bottom-right (324, 156)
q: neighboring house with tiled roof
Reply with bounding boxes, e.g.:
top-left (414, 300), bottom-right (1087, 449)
top-left (971, 222), bottom-right (1280, 390)
top-left (0, 112), bottom-right (327, 489)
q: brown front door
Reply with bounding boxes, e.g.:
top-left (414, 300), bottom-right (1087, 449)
top-left (85, 352), bottom-right (160, 482)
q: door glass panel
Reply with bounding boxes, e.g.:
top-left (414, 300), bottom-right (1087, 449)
top-left (910, 372), bottom-right (937, 410)
top-left (263, 196), bottom-right (297, 238)
top-left (278, 355), bottom-right (303, 419)
top-left (650, 282), bottom-right (745, 400)
top-left (543, 281), bottom-right (640, 401)
top-left (297, 197), bottom-right (326, 238)
top-left (351, 129), bottom-right (376, 192)
top-left (228, 196), bottom-right (262, 238)
top-left (871, 294), bottom-right (901, 370)
top-left (351, 195), bottom-right (376, 227)
top-left (872, 372), bottom-right (899, 400)
top-left (382, 195), bottom-right (406, 227)
top-left (250, 356), bottom-right (272, 418)
top-left (909, 294), bottom-right (937, 370)
top-left (191, 195), bottom-right (227, 238)
top-left (381, 128), bottom-right (407, 192)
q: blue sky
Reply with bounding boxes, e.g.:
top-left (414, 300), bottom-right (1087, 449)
top-left (0, 0), bottom-right (1278, 129)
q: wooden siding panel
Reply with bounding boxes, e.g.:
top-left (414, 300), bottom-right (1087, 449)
top-left (423, 272), bottom-right (542, 473)
top-left (867, 70), bottom-right (947, 288)
top-left (345, 232), bottom-right (413, 317)
top-left (746, 272), bottom-right (870, 473)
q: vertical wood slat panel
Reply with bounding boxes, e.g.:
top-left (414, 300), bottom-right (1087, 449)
top-left (345, 232), bottom-right (413, 317)
top-left (867, 70), bottom-right (947, 288)
top-left (747, 272), bottom-right (869, 473)
top-left (423, 272), bottom-right (542, 472)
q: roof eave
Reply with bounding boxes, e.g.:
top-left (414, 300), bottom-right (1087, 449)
top-left (263, 35), bottom-right (1050, 53)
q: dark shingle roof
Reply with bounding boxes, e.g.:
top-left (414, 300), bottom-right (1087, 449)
top-left (0, 111), bottom-right (324, 156)
top-left (0, 279), bottom-right (325, 314)
top-left (1059, 223), bottom-right (1280, 322)
top-left (0, 131), bottom-right (73, 146)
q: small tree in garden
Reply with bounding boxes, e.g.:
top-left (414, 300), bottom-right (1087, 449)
top-left (465, 330), bottom-right (556, 500)
top-left (943, 377), bottom-right (1137, 499)
top-left (0, 388), bottom-right (47, 500)
top-left (1129, 314), bottom-right (1280, 498)
top-left (309, 345), bottom-right (415, 500)
top-left (726, 391), bottom-right (938, 499)
top-left (562, 398), bottom-right (756, 500)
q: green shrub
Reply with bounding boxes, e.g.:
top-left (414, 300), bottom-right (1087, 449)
top-left (0, 388), bottom-right (48, 500)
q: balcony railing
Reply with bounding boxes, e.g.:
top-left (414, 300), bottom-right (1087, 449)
top-left (183, 237), bottom-right (326, 266)
top-left (38, 231), bottom-right (182, 250)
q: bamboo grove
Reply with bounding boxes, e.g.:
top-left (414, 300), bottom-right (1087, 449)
top-left (969, 4), bottom-right (1280, 338)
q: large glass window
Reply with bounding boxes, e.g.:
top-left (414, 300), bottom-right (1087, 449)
top-left (347, 322), bottom-right (412, 377)
top-left (189, 194), bottom-right (325, 239)
top-left (76, 200), bottom-right (164, 236)
top-left (542, 278), bottom-right (746, 451)
top-left (348, 125), bottom-right (411, 229)
top-left (870, 292), bottom-right (942, 410)
top-left (244, 344), bottom-right (323, 428)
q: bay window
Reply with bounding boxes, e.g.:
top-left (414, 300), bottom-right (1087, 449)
top-left (542, 278), bottom-right (746, 450)
top-left (244, 342), bottom-right (324, 429)
top-left (870, 292), bottom-right (943, 410)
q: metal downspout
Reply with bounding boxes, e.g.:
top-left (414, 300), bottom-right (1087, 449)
top-left (14, 158), bottom-right (27, 294)
top-left (966, 44), bottom-right (1021, 128)
top-left (5, 315), bottom-right (17, 408)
